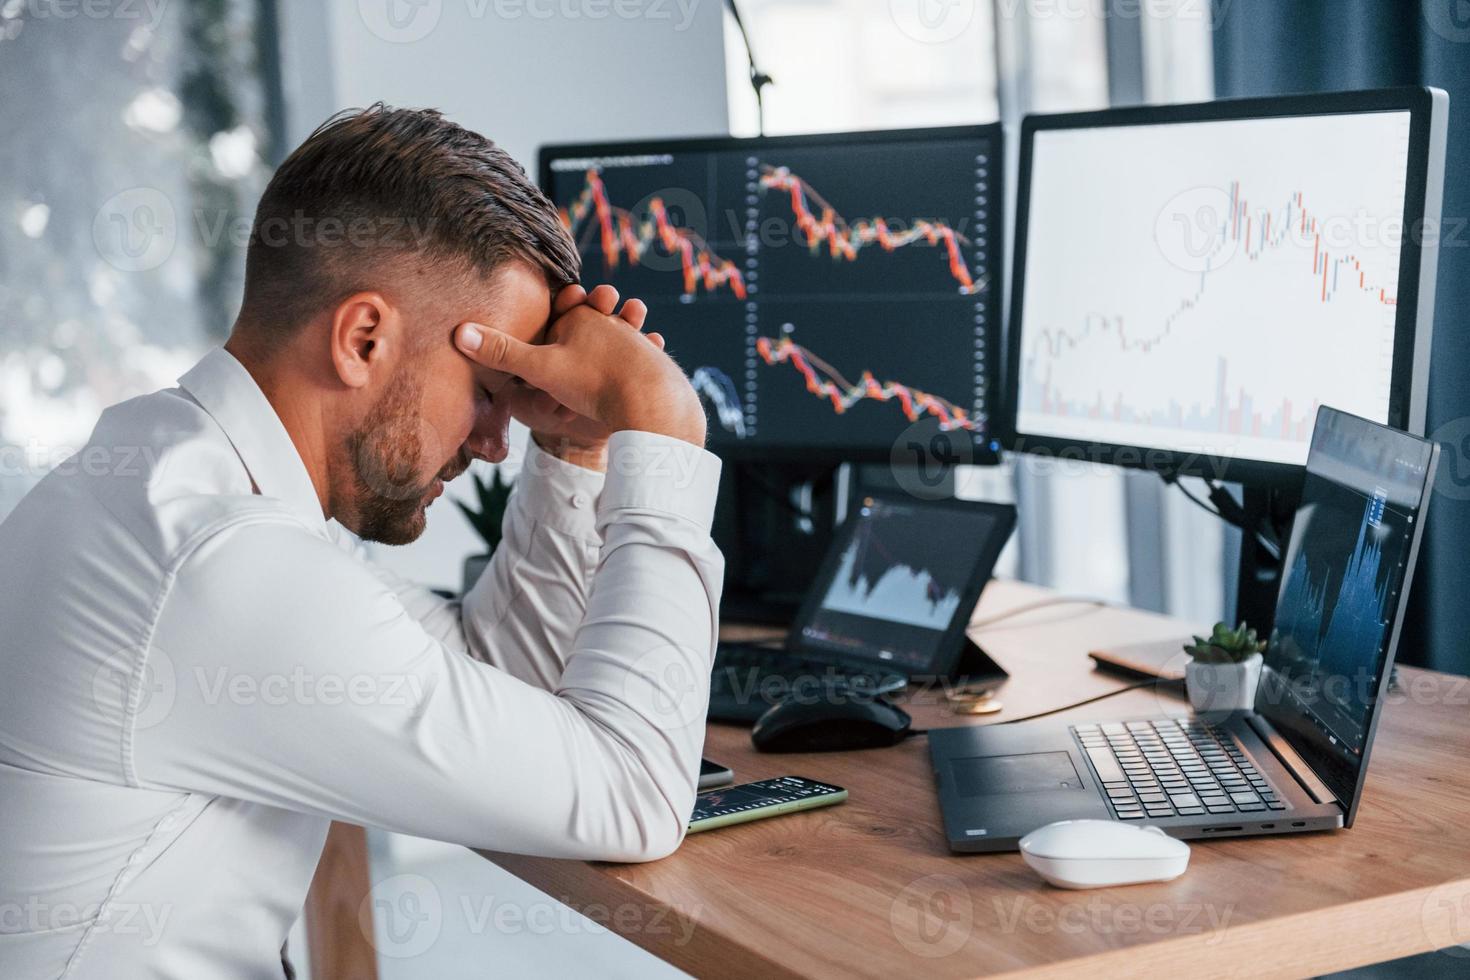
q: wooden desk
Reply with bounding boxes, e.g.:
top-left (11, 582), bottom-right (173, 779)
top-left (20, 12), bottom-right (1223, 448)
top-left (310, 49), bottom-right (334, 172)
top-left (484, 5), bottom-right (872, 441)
top-left (480, 581), bottom-right (1470, 978)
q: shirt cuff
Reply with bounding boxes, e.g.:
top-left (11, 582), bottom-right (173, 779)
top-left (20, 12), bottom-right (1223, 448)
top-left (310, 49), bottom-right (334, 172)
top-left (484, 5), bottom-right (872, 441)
top-left (599, 431), bottom-right (723, 533)
top-left (509, 435), bottom-right (608, 541)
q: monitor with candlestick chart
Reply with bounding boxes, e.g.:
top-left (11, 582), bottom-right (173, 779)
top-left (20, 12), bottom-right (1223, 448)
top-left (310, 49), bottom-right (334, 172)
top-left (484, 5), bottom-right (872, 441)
top-left (1006, 88), bottom-right (1446, 486)
top-left (539, 125), bottom-right (1004, 460)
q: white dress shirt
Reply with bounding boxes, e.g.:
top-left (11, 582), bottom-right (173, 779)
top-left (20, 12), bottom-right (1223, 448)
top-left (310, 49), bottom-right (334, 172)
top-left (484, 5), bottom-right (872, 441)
top-left (0, 348), bottom-right (723, 979)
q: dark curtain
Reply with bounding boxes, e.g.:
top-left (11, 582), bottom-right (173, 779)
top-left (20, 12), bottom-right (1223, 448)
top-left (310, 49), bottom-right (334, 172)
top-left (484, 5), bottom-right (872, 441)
top-left (1213, 1), bottom-right (1470, 675)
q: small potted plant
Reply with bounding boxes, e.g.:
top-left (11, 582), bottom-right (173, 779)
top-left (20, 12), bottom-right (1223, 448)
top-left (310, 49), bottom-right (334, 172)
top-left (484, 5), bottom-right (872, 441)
top-left (455, 468), bottom-right (514, 595)
top-left (1183, 622), bottom-right (1267, 716)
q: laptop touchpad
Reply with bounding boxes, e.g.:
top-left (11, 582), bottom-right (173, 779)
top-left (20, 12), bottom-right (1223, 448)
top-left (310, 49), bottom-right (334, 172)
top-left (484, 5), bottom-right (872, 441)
top-left (950, 752), bottom-right (1084, 797)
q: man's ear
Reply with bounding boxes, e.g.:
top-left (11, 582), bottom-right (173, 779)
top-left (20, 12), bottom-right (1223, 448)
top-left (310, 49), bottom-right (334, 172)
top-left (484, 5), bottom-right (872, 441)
top-left (329, 291), bottom-right (397, 389)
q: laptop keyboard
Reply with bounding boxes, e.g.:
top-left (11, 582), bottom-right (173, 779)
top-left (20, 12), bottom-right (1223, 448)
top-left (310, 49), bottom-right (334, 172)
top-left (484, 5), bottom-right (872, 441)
top-left (1072, 719), bottom-right (1287, 820)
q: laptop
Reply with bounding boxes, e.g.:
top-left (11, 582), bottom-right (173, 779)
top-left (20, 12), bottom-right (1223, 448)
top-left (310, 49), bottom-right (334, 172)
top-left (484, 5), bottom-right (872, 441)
top-left (930, 407), bottom-right (1440, 851)
top-left (708, 492), bottom-right (1016, 724)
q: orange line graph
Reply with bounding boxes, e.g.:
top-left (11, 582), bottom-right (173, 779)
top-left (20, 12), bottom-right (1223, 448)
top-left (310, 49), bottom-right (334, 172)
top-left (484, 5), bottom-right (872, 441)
top-left (560, 169), bottom-right (747, 299)
top-left (757, 334), bottom-right (981, 432)
top-left (758, 164), bottom-right (982, 295)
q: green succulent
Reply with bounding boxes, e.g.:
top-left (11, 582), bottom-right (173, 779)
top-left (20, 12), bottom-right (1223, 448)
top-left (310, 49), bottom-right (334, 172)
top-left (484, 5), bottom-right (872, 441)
top-left (1184, 621), bottom-right (1267, 665)
top-left (454, 468), bottom-right (514, 555)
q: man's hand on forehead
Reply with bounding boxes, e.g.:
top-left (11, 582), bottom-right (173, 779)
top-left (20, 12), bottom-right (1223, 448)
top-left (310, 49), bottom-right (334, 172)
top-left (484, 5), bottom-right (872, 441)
top-left (504, 281), bottom-right (661, 402)
top-left (455, 280), bottom-right (683, 469)
top-left (551, 283), bottom-right (653, 339)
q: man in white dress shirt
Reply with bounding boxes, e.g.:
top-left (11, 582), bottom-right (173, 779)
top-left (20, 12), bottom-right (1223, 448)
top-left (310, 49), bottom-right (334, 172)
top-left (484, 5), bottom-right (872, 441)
top-left (0, 106), bottom-right (723, 978)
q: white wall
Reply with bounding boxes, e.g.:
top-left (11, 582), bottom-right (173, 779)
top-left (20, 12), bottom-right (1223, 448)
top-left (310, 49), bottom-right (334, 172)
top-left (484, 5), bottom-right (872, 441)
top-left (278, 0), bottom-right (730, 591)
top-left (332, 0), bottom-right (725, 161)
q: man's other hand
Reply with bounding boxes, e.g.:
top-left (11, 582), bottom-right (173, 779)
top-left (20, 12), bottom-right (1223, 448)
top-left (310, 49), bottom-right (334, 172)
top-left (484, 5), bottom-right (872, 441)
top-left (455, 284), bottom-right (706, 467)
top-left (484, 284), bottom-right (646, 468)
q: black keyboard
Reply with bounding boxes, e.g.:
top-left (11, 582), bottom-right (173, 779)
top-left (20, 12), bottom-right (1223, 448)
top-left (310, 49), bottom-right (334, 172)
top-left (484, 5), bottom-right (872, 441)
top-left (707, 643), bottom-right (906, 724)
top-left (1072, 719), bottom-right (1287, 821)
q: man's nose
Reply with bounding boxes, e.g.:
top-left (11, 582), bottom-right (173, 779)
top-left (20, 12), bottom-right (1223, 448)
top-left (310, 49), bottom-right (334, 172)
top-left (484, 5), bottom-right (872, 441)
top-left (466, 435), bottom-right (509, 464)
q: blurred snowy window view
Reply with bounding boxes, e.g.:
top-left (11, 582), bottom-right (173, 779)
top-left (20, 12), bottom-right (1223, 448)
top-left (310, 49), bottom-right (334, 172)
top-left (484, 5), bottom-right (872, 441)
top-left (0, 0), bottom-right (278, 519)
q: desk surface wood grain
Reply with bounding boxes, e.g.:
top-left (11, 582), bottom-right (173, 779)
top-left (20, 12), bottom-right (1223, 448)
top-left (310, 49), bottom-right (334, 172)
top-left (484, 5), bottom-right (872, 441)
top-left (480, 581), bottom-right (1470, 979)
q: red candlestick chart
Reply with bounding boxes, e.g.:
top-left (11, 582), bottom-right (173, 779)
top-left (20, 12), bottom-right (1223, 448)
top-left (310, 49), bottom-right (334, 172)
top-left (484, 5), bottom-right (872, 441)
top-left (560, 164), bottom-right (985, 302)
top-left (559, 169), bottom-right (747, 299)
top-left (758, 164), bottom-right (982, 295)
top-left (756, 334), bottom-right (981, 433)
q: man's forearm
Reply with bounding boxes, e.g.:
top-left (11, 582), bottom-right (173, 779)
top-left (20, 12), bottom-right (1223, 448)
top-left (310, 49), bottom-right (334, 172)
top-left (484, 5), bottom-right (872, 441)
top-left (462, 436), bottom-right (607, 688)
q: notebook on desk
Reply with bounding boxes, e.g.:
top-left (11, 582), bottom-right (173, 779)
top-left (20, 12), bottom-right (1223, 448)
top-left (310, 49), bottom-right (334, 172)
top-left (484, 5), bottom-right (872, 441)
top-left (1088, 638), bottom-right (1192, 682)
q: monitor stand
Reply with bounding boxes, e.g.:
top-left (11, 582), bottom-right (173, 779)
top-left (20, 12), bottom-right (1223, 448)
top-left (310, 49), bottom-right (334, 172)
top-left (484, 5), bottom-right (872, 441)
top-left (1232, 484), bottom-right (1300, 639)
top-left (713, 461), bottom-right (844, 625)
top-left (714, 461), bottom-right (967, 624)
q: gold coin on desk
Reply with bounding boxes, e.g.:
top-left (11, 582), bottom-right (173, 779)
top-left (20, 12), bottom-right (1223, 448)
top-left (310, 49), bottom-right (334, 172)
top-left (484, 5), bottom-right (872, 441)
top-left (952, 698), bottom-right (1003, 715)
top-left (947, 682), bottom-right (996, 698)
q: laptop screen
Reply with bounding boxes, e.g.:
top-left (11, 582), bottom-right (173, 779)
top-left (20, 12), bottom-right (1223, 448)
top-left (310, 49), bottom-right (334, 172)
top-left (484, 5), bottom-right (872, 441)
top-left (794, 495), bottom-right (1013, 674)
top-left (1257, 407), bottom-right (1437, 814)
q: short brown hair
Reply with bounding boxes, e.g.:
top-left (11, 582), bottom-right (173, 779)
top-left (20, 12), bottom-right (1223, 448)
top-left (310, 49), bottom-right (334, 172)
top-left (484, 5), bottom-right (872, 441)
top-left (239, 104), bottom-right (579, 332)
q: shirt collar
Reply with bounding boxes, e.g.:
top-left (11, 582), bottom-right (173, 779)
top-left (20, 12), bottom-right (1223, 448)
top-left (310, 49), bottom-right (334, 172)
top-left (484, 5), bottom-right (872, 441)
top-left (178, 348), bottom-right (329, 536)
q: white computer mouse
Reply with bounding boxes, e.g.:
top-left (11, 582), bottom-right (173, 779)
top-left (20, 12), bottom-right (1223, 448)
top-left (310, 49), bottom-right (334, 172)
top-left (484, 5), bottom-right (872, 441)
top-left (1019, 819), bottom-right (1190, 889)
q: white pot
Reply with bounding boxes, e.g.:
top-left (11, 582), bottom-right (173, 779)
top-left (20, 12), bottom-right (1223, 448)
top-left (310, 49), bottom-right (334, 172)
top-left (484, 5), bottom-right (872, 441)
top-left (1185, 654), bottom-right (1263, 717)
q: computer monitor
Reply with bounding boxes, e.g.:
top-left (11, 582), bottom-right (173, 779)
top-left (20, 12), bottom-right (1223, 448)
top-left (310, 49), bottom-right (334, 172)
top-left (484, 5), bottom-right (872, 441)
top-left (539, 125), bottom-right (1005, 463)
top-left (1004, 87), bottom-right (1447, 488)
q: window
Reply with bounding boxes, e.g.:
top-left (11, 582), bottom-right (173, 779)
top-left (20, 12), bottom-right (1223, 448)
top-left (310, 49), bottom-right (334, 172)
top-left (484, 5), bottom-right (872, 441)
top-left (725, 0), bottom-right (1000, 136)
top-left (0, 1), bottom-right (276, 519)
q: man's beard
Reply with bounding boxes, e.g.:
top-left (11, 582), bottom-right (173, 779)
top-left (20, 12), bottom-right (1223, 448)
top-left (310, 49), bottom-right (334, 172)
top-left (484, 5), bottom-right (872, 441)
top-left (343, 367), bottom-right (468, 545)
